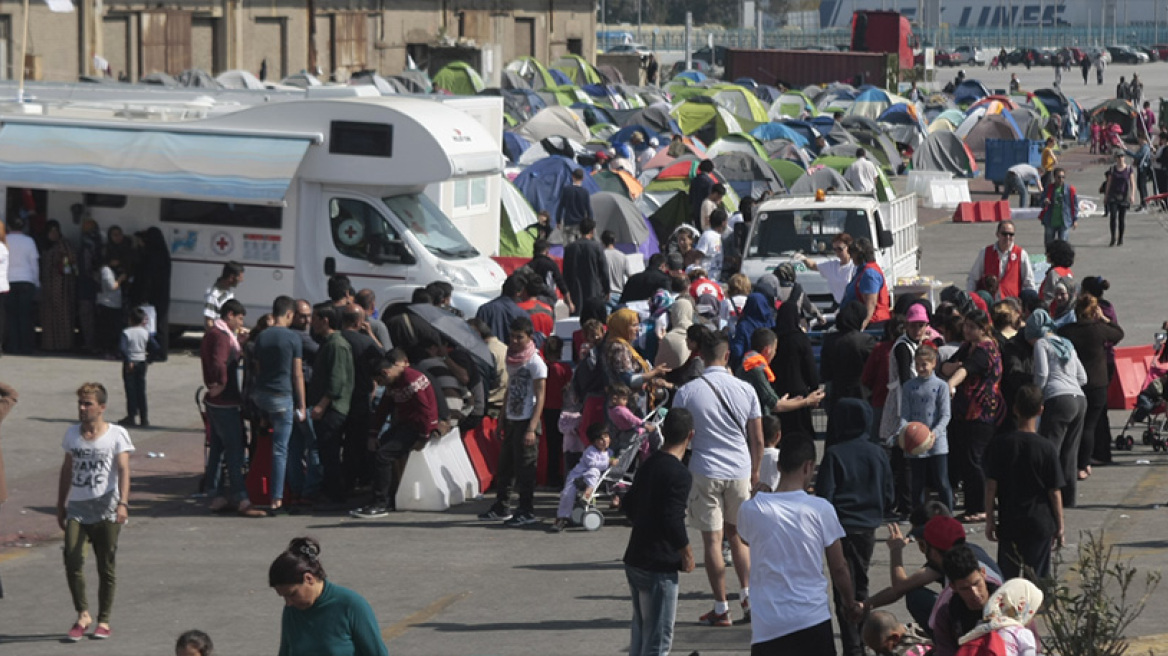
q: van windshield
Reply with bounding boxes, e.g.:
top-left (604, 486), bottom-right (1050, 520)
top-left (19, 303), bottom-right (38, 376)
top-left (748, 208), bottom-right (870, 258)
top-left (382, 193), bottom-right (479, 259)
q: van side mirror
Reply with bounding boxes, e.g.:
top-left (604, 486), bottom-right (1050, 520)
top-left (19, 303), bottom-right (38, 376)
top-left (878, 229), bottom-right (894, 249)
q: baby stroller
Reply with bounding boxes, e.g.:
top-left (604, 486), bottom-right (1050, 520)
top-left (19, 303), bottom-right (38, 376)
top-left (1115, 331), bottom-right (1168, 451)
top-left (570, 405), bottom-right (668, 531)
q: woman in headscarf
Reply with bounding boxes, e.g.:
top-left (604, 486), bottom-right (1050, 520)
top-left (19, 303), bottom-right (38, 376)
top-left (940, 309), bottom-right (1004, 523)
top-left (1058, 293), bottom-right (1124, 478)
top-left (641, 289), bottom-right (674, 364)
top-left (771, 300), bottom-right (819, 437)
top-left (604, 309), bottom-right (670, 416)
top-left (1025, 309), bottom-right (1088, 507)
top-left (38, 220), bottom-right (77, 352)
top-left (730, 292), bottom-right (774, 369)
top-left (655, 296), bottom-right (695, 372)
top-left (133, 227), bottom-right (172, 359)
top-left (957, 578), bottom-right (1042, 656)
top-left (820, 301), bottom-right (875, 419)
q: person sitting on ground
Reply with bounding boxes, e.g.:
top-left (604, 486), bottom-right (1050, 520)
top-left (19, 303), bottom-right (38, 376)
top-left (862, 610), bottom-right (933, 656)
top-left (932, 545), bottom-right (1001, 656)
top-left (956, 578), bottom-right (1042, 656)
top-left (549, 423), bottom-right (618, 533)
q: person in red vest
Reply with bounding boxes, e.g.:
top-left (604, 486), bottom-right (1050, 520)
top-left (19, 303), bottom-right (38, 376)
top-left (517, 273), bottom-right (555, 339)
top-left (965, 221), bottom-right (1036, 301)
top-left (840, 237), bottom-right (890, 330)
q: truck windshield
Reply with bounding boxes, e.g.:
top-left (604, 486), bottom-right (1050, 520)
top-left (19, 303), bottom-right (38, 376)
top-left (382, 193), bottom-right (479, 259)
top-left (748, 208), bottom-right (871, 258)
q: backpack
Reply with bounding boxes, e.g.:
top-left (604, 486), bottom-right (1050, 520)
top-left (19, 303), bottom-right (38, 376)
top-left (953, 631), bottom-right (1008, 656)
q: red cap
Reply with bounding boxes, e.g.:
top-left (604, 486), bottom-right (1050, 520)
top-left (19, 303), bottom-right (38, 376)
top-left (922, 516), bottom-right (966, 551)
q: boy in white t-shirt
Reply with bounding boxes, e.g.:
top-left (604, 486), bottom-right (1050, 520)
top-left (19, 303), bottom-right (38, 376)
top-left (696, 209), bottom-right (727, 281)
top-left (737, 433), bottom-right (860, 655)
top-left (759, 415), bottom-right (781, 492)
top-left (479, 316), bottom-right (547, 527)
top-left (56, 382), bottom-right (135, 642)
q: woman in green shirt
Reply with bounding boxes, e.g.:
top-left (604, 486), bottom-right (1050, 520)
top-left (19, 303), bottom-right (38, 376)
top-left (270, 537), bottom-right (389, 656)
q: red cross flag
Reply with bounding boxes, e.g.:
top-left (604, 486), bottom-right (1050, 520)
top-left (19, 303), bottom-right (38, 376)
top-left (44, 0), bottom-right (75, 12)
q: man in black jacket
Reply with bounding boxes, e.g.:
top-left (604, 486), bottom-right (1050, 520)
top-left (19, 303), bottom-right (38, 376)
top-left (620, 253), bottom-right (671, 304)
top-left (557, 168), bottom-right (592, 243)
top-left (526, 238), bottom-right (572, 314)
top-left (623, 407), bottom-right (695, 656)
top-left (561, 218), bottom-right (610, 316)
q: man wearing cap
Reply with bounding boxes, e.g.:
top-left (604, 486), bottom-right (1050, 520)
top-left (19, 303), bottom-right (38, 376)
top-left (865, 515), bottom-right (1002, 629)
top-left (966, 220), bottom-right (1036, 300)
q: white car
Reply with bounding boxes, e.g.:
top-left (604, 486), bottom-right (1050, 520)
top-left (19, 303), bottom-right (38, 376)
top-left (952, 46), bottom-right (986, 66)
top-left (606, 43), bottom-right (651, 57)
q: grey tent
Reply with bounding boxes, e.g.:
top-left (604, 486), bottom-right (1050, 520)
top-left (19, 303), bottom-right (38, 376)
top-left (501, 70), bottom-right (532, 90)
top-left (712, 151), bottom-right (788, 200)
top-left (963, 114), bottom-right (1021, 157)
top-left (790, 167), bottom-right (853, 195)
top-left (391, 70), bottom-right (432, 94)
top-left (597, 65), bottom-right (626, 85)
top-left (610, 102), bottom-right (674, 133)
top-left (350, 72), bottom-right (403, 94)
top-left (591, 192), bottom-right (652, 247)
top-left (911, 131), bottom-right (977, 177)
top-left (516, 106), bottom-right (591, 143)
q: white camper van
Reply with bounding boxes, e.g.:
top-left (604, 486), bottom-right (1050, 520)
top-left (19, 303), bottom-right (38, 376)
top-left (0, 95), bottom-right (508, 329)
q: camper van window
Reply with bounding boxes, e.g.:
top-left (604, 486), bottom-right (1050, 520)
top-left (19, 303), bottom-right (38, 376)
top-left (329, 198), bottom-right (400, 262)
top-left (83, 193), bottom-right (127, 208)
top-left (330, 121), bottom-right (393, 158)
top-left (160, 199), bottom-right (282, 230)
top-left (748, 209), bottom-right (870, 258)
top-left (382, 193), bottom-right (478, 259)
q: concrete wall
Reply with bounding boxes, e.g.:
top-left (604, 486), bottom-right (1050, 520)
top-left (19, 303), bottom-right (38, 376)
top-left (0, 0), bottom-right (594, 82)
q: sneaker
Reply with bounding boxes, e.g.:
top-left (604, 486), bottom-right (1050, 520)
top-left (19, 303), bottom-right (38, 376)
top-left (548, 518), bottom-right (567, 533)
top-left (477, 504), bottom-right (512, 521)
top-left (503, 511), bottom-right (538, 527)
top-left (698, 609), bottom-right (732, 627)
top-left (91, 625), bottom-right (112, 640)
top-left (66, 623), bottom-right (88, 642)
top-left (350, 505), bottom-right (390, 518)
top-left (741, 598), bottom-right (751, 624)
top-left (117, 416), bottom-right (136, 427)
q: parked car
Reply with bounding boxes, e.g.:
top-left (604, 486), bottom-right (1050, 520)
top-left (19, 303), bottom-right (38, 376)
top-left (1058, 47), bottom-right (1087, 64)
top-left (1085, 46), bottom-right (1113, 64)
top-left (1150, 44), bottom-right (1168, 60)
top-left (951, 45), bottom-right (986, 66)
top-left (1007, 47), bottom-right (1050, 66)
top-left (1107, 45), bottom-right (1148, 63)
top-left (606, 43), bottom-right (651, 57)
top-left (1134, 45), bottom-right (1160, 62)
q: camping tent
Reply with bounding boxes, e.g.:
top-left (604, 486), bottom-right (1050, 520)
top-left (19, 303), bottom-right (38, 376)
top-left (849, 88), bottom-right (897, 119)
top-left (877, 102), bottom-right (928, 150)
top-left (512, 156), bottom-right (600, 222)
top-left (789, 167), bottom-right (854, 195)
top-left (506, 56), bottom-right (557, 89)
top-left (769, 158), bottom-right (809, 188)
top-left (750, 122), bottom-right (810, 148)
top-left (517, 136), bottom-right (589, 166)
top-left (811, 156), bottom-right (895, 201)
top-left (912, 131), bottom-right (979, 177)
top-left (593, 169), bottom-right (644, 199)
top-left (672, 98), bottom-right (744, 147)
top-left (538, 84), bottom-right (594, 107)
top-left (952, 79), bottom-right (991, 107)
top-left (552, 54), bottom-right (603, 86)
top-left (962, 114), bottom-right (1024, 156)
top-left (706, 133), bottom-right (770, 159)
top-left (1089, 98), bottom-right (1140, 139)
top-left (516, 106), bottom-right (591, 143)
top-left (499, 178), bottom-right (539, 257)
top-left (392, 69), bottom-right (432, 94)
top-left (770, 90), bottom-right (818, 120)
top-left (502, 132), bottom-right (532, 164)
top-left (646, 192), bottom-right (693, 245)
top-left (433, 61), bottom-right (485, 95)
top-left (590, 192), bottom-right (658, 259)
top-left (712, 151), bottom-right (788, 200)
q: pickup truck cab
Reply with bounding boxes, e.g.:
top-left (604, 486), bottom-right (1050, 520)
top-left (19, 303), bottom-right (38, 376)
top-left (739, 192), bottom-right (919, 312)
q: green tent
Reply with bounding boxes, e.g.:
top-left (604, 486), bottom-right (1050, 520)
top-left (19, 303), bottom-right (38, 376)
top-left (541, 84), bottom-right (593, 107)
top-left (647, 191), bottom-right (693, 246)
top-left (551, 54), bottom-right (603, 86)
top-left (506, 56), bottom-right (557, 89)
top-left (769, 158), bottom-right (808, 188)
top-left (671, 98), bottom-right (743, 146)
top-left (810, 156), bottom-right (896, 202)
top-left (707, 133), bottom-right (770, 159)
top-left (499, 178), bottom-right (538, 257)
top-left (432, 61), bottom-right (485, 95)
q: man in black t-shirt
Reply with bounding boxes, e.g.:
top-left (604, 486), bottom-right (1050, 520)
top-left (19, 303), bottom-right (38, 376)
top-left (984, 383), bottom-right (1065, 581)
top-left (623, 408), bottom-right (695, 656)
top-left (620, 253), bottom-right (671, 304)
top-left (934, 546), bottom-right (1000, 656)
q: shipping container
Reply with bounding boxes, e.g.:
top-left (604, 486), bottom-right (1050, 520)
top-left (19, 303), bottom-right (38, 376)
top-left (724, 49), bottom-right (899, 90)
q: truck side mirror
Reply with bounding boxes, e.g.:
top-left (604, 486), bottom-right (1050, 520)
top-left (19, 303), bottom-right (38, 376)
top-left (878, 229), bottom-right (894, 249)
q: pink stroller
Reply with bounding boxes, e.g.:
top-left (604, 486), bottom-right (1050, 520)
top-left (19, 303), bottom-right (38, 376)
top-left (1115, 331), bottom-right (1168, 451)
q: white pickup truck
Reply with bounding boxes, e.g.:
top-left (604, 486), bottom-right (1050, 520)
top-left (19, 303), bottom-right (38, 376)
top-left (740, 192), bottom-right (920, 312)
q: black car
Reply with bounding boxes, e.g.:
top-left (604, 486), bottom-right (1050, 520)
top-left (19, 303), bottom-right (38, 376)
top-left (691, 45), bottom-right (730, 67)
top-left (1007, 47), bottom-right (1050, 66)
top-left (1106, 45), bottom-right (1146, 63)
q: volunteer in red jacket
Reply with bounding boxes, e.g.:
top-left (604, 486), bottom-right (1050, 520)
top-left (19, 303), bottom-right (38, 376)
top-left (965, 221), bottom-right (1036, 301)
top-left (840, 237), bottom-right (890, 330)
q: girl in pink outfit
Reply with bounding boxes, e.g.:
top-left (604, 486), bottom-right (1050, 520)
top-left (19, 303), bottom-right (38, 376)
top-left (606, 384), bottom-right (661, 458)
top-left (550, 423), bottom-right (616, 532)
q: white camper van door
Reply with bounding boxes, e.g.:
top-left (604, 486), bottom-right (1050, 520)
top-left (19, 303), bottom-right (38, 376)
top-left (323, 194), bottom-right (416, 303)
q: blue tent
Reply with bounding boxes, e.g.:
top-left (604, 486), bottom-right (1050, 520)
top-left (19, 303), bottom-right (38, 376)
top-left (779, 120), bottom-right (822, 148)
top-left (676, 70), bottom-right (707, 83)
top-left (855, 88), bottom-right (892, 104)
top-left (750, 122), bottom-right (809, 148)
top-left (548, 68), bottom-right (572, 85)
top-left (733, 77), bottom-right (759, 91)
top-left (571, 103), bottom-right (618, 127)
top-left (502, 131), bottom-right (531, 164)
top-left (878, 103), bottom-right (928, 130)
top-left (953, 79), bottom-right (991, 107)
top-left (809, 115), bottom-right (836, 133)
top-left (512, 156), bottom-right (601, 225)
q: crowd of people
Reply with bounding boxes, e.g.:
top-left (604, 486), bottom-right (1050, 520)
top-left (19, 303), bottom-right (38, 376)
top-left (0, 211), bottom-right (172, 359)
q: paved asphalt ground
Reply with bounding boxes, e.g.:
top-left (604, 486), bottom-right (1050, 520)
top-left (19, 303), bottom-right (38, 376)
top-left (3, 62), bottom-right (1168, 655)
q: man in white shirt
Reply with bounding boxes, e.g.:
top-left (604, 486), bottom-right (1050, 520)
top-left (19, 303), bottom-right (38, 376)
top-left (601, 230), bottom-right (631, 307)
top-left (674, 333), bottom-right (764, 627)
top-left (700, 184), bottom-right (726, 232)
top-left (797, 232), bottom-right (857, 305)
top-left (5, 215), bottom-right (40, 355)
top-left (844, 148), bottom-right (880, 193)
top-left (1001, 163), bottom-right (1043, 209)
top-left (203, 262), bottom-right (245, 331)
top-left (696, 209), bottom-right (727, 282)
top-left (737, 432), bottom-right (860, 655)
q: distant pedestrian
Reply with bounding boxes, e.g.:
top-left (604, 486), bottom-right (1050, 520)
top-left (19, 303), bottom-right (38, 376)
top-left (202, 261), bottom-right (244, 331)
top-left (622, 408), bottom-right (696, 656)
top-left (58, 382), bottom-right (134, 641)
top-left (562, 218), bottom-right (610, 315)
top-left (1096, 55), bottom-right (1105, 85)
top-left (118, 307), bottom-right (158, 428)
top-left (557, 168), bottom-right (592, 243)
top-left (1080, 55), bottom-right (1091, 84)
top-left (4, 215), bottom-right (38, 355)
